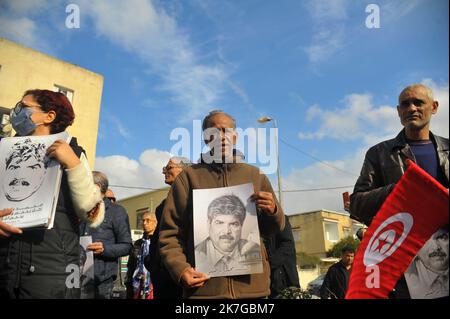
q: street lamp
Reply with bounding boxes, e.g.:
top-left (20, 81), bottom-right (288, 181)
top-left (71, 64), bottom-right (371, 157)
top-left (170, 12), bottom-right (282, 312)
top-left (257, 116), bottom-right (283, 210)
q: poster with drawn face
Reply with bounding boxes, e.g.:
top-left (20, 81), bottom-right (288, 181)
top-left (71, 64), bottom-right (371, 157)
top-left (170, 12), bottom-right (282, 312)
top-left (405, 227), bottom-right (449, 299)
top-left (193, 183), bottom-right (263, 278)
top-left (80, 235), bottom-right (95, 299)
top-left (0, 132), bottom-right (70, 228)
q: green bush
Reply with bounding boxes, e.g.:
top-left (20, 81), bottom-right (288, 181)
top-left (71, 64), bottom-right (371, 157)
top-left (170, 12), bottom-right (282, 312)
top-left (296, 252), bottom-right (321, 269)
top-left (275, 287), bottom-right (314, 299)
top-left (326, 236), bottom-right (360, 258)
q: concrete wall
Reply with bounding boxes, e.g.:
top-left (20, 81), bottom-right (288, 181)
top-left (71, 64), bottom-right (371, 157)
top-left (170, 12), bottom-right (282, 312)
top-left (0, 38), bottom-right (103, 167)
top-left (298, 266), bottom-right (321, 289)
top-left (117, 188), bottom-right (170, 230)
top-left (289, 212), bottom-right (327, 257)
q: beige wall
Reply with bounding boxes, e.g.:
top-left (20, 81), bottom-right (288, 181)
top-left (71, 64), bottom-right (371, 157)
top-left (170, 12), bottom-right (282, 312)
top-left (289, 213), bottom-right (326, 257)
top-left (117, 188), bottom-right (170, 230)
top-left (289, 210), bottom-right (363, 258)
top-left (0, 38), bottom-right (103, 167)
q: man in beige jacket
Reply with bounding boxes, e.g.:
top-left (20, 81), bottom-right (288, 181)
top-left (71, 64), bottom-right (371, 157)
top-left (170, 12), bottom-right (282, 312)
top-left (159, 110), bottom-right (285, 299)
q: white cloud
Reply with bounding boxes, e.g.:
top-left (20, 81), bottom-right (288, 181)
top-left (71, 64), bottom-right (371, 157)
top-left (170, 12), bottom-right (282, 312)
top-left (303, 0), bottom-right (348, 64)
top-left (108, 115), bottom-right (132, 139)
top-left (0, 16), bottom-right (37, 47)
top-left (299, 93), bottom-right (399, 142)
top-left (305, 0), bottom-right (347, 21)
top-left (381, 0), bottom-right (422, 22)
top-left (298, 79), bottom-right (449, 143)
top-left (95, 148), bottom-right (172, 200)
top-left (227, 79), bottom-right (258, 113)
top-left (289, 78), bottom-right (449, 214)
top-left (3, 0), bottom-right (47, 13)
top-left (80, 0), bottom-right (228, 121)
top-left (422, 79), bottom-right (449, 138)
top-left (0, 0), bottom-right (54, 50)
top-left (280, 148), bottom-right (365, 215)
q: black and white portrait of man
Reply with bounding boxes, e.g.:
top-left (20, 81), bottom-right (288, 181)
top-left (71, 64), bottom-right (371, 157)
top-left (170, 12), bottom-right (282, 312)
top-left (3, 138), bottom-right (49, 202)
top-left (194, 184), bottom-right (263, 277)
top-left (405, 227), bottom-right (449, 299)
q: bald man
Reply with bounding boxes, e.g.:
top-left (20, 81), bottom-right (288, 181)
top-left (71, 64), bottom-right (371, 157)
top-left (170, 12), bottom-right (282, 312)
top-left (350, 84), bottom-right (449, 298)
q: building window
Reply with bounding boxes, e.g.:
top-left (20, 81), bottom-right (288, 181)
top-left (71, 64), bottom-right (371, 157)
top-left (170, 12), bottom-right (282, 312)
top-left (53, 84), bottom-right (74, 103)
top-left (292, 228), bottom-right (301, 242)
top-left (324, 221), bottom-right (339, 243)
top-left (135, 207), bottom-right (150, 230)
top-left (0, 109), bottom-right (11, 138)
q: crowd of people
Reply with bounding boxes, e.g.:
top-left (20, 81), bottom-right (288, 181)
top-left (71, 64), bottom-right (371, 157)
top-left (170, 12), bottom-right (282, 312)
top-left (0, 82), bottom-right (448, 299)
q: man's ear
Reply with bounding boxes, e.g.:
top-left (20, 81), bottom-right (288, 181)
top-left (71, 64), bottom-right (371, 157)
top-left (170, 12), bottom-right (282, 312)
top-left (44, 110), bottom-right (56, 124)
top-left (432, 101), bottom-right (439, 114)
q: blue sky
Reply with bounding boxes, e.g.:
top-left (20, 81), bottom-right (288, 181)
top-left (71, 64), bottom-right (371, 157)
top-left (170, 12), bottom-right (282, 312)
top-left (1, 0), bottom-right (448, 214)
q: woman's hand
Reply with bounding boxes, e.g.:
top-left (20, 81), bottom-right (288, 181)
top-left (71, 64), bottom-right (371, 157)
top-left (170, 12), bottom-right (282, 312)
top-left (47, 140), bottom-right (80, 169)
top-left (0, 208), bottom-right (23, 237)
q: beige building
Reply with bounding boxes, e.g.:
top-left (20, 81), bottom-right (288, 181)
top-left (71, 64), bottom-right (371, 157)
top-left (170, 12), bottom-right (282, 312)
top-left (0, 38), bottom-right (103, 167)
top-left (288, 209), bottom-right (364, 259)
top-left (117, 188), bottom-right (170, 240)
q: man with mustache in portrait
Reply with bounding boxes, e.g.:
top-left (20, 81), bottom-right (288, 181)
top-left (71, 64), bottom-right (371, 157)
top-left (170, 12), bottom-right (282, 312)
top-left (194, 194), bottom-right (261, 275)
top-left (405, 227), bottom-right (449, 299)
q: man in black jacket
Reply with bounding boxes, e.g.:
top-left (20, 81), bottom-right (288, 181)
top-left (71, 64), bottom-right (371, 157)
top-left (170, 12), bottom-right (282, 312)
top-left (350, 84), bottom-right (449, 298)
top-left (264, 217), bottom-right (300, 298)
top-left (320, 246), bottom-right (354, 299)
top-left (80, 171), bottom-right (133, 299)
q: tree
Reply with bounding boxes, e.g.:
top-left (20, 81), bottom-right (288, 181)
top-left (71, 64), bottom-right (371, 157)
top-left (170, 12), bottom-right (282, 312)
top-left (296, 252), bottom-right (321, 269)
top-left (327, 236), bottom-right (360, 258)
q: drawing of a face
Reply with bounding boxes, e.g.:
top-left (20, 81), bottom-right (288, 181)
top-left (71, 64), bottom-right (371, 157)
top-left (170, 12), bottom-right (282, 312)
top-left (209, 214), bottom-right (243, 253)
top-left (418, 228), bottom-right (449, 273)
top-left (3, 138), bottom-right (48, 202)
top-left (207, 195), bottom-right (246, 253)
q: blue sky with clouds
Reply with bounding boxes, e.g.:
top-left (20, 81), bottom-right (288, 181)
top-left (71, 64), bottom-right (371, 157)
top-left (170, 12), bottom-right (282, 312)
top-left (1, 0), bottom-right (448, 214)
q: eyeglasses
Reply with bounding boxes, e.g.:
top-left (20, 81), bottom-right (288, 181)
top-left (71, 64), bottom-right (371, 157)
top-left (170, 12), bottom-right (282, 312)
top-left (162, 165), bottom-right (180, 174)
top-left (11, 101), bottom-right (42, 116)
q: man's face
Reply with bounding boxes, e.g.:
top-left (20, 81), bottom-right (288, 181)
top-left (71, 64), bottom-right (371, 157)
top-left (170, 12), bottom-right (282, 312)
top-left (418, 228), bottom-right (449, 272)
top-left (397, 86), bottom-right (438, 133)
top-left (163, 160), bottom-right (183, 185)
top-left (142, 214), bottom-right (157, 235)
top-left (204, 114), bottom-right (237, 159)
top-left (209, 214), bottom-right (243, 253)
top-left (341, 252), bottom-right (355, 267)
top-left (3, 155), bottom-right (46, 201)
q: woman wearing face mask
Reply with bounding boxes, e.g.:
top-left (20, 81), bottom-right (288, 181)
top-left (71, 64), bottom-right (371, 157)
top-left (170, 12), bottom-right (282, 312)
top-left (0, 89), bottom-right (105, 299)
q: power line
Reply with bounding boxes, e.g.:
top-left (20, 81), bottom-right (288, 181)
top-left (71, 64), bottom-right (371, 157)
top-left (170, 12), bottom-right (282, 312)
top-left (109, 184), bottom-right (354, 193)
top-left (281, 185), bottom-right (354, 193)
top-left (279, 137), bottom-right (359, 177)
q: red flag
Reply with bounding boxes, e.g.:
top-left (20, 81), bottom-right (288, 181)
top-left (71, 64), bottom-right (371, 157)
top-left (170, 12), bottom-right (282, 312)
top-left (346, 161), bottom-right (449, 299)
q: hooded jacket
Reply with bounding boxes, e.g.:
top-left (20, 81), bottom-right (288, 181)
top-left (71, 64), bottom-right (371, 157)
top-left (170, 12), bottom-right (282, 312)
top-left (159, 154), bottom-right (285, 299)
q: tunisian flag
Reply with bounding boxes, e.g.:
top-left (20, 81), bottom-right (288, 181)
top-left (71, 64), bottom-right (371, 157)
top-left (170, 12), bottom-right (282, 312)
top-left (346, 161), bottom-right (449, 299)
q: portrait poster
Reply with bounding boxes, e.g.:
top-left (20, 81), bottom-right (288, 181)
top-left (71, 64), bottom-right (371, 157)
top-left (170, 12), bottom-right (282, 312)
top-left (405, 228), bottom-right (449, 299)
top-left (80, 235), bottom-right (95, 299)
top-left (193, 183), bottom-right (263, 277)
top-left (0, 131), bottom-right (71, 228)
